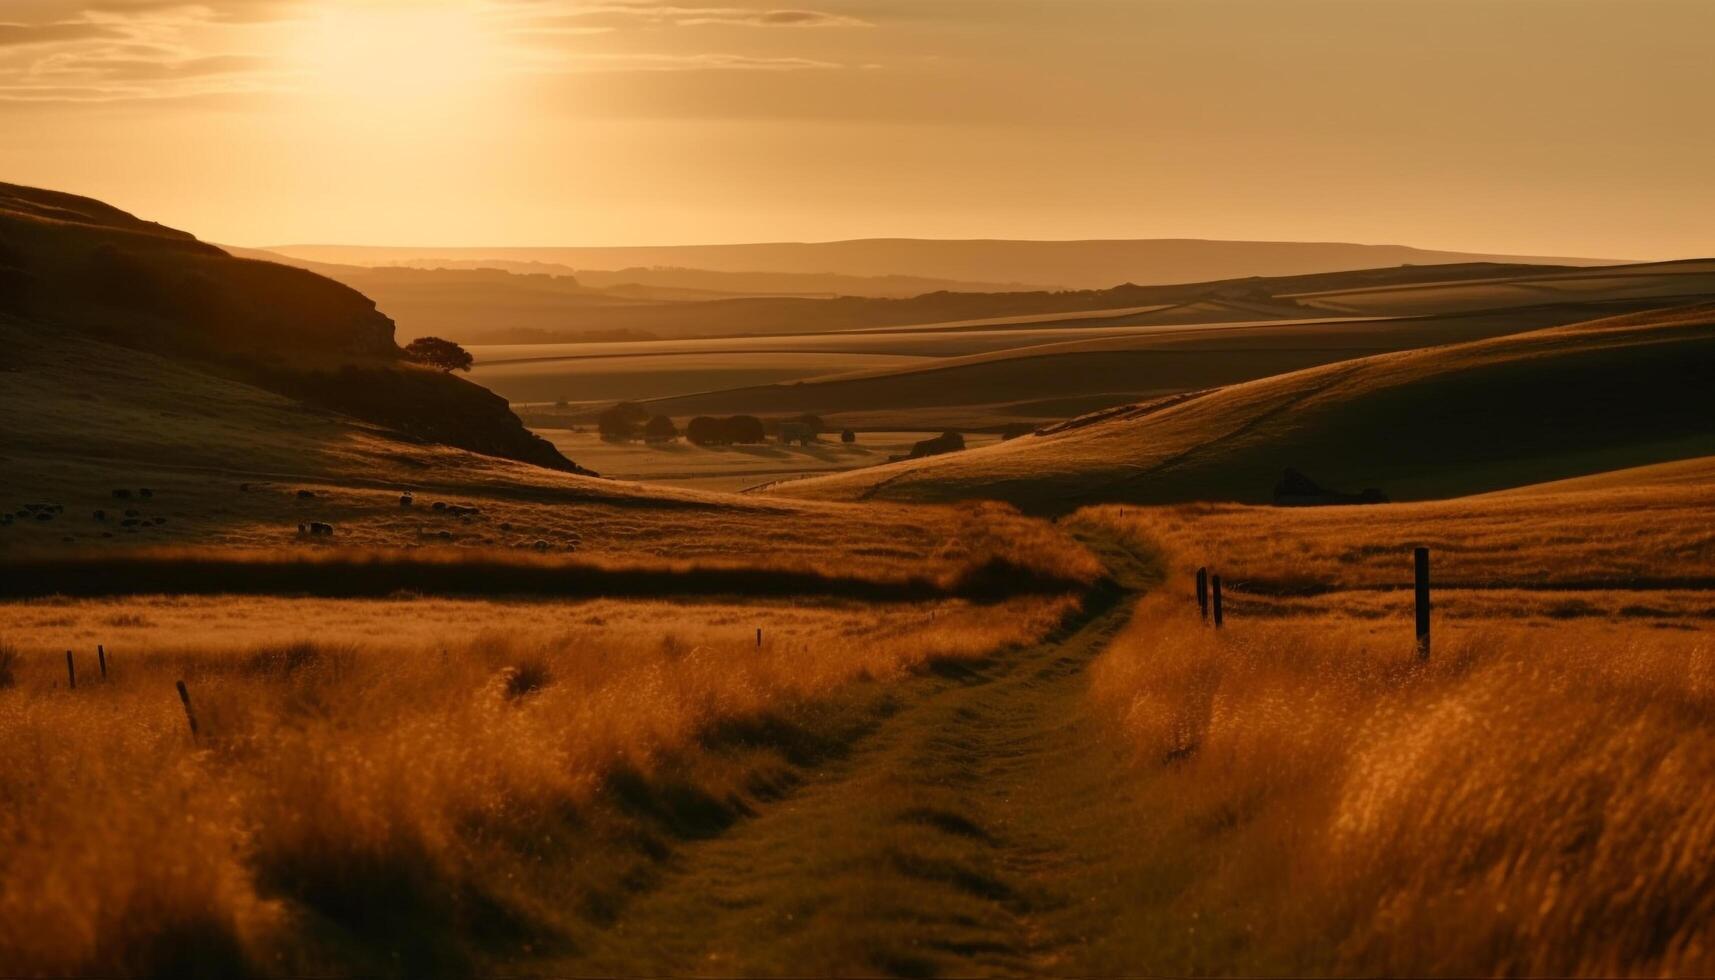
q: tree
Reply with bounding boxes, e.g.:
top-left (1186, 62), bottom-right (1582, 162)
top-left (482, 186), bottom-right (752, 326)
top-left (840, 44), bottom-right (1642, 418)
top-left (726, 415), bottom-right (766, 444)
top-left (643, 415), bottom-right (679, 443)
top-left (404, 336), bottom-right (473, 373)
top-left (841, 429), bottom-right (857, 444)
top-left (598, 402), bottom-right (650, 442)
top-left (686, 416), bottom-right (725, 446)
top-left (789, 413), bottom-right (826, 436)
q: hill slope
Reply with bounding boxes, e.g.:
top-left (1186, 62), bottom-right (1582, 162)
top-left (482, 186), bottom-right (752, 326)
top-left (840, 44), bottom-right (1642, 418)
top-left (0, 182), bottom-right (575, 471)
top-left (765, 304), bottom-right (1715, 512)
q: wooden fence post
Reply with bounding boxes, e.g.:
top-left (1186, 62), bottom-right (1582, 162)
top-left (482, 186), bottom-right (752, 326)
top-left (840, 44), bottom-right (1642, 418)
top-left (176, 680), bottom-right (199, 739)
top-left (1212, 575), bottom-right (1225, 629)
top-left (756, 627), bottom-right (762, 648)
top-left (1196, 567), bottom-right (1209, 622)
top-left (98, 644), bottom-right (107, 680)
top-left (1414, 547), bottom-right (1431, 660)
top-left (66, 651), bottom-right (76, 690)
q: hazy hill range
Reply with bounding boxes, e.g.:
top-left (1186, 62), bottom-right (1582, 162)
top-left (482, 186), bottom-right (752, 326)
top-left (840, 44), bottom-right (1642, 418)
top-left (237, 252), bottom-right (1598, 346)
top-left (387, 258), bottom-right (1042, 299)
top-left (765, 303), bottom-right (1715, 511)
top-left (265, 239), bottom-right (1619, 292)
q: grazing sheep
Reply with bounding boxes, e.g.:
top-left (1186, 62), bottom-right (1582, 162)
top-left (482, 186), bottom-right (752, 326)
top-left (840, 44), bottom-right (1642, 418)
top-left (112, 489), bottom-right (131, 499)
top-left (399, 494), bottom-right (414, 507)
top-left (309, 522), bottom-right (334, 536)
top-left (93, 510), bottom-right (106, 521)
top-left (432, 501), bottom-right (447, 511)
top-left (297, 490), bottom-right (316, 499)
top-left (34, 512), bottom-right (52, 522)
top-left (297, 523), bottom-right (306, 534)
top-left (138, 488), bottom-right (153, 499)
top-left (151, 517), bottom-right (166, 525)
top-left (437, 530), bottom-right (453, 541)
top-left (122, 518), bottom-right (141, 528)
top-left (240, 483), bottom-right (252, 492)
top-left (532, 539), bottom-right (550, 552)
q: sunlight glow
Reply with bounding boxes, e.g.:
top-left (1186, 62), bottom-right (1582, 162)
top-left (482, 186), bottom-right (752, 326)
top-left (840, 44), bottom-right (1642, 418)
top-left (290, 3), bottom-right (500, 109)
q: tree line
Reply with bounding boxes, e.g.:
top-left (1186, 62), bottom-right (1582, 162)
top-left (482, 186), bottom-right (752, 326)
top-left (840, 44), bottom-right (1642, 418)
top-left (597, 403), bottom-right (846, 446)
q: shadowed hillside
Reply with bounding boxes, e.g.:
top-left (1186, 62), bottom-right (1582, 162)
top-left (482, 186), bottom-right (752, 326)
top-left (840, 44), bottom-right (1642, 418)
top-left (0, 182), bottom-right (577, 472)
top-left (767, 304), bottom-right (1715, 511)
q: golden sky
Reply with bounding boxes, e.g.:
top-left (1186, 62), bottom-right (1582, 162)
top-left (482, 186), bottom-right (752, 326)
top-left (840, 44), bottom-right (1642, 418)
top-left (1, 0), bottom-right (1711, 257)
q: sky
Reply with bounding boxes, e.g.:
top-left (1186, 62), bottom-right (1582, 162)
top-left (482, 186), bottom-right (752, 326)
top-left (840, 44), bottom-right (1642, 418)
top-left (1, 0), bottom-right (1711, 257)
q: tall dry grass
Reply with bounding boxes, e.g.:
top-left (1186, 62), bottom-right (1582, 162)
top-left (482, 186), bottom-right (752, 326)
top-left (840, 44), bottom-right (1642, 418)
top-left (0, 593), bottom-right (1076, 976)
top-left (1081, 499), bottom-right (1715, 975)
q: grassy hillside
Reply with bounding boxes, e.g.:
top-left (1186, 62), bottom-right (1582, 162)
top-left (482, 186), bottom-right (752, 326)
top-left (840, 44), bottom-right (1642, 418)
top-left (768, 304), bottom-right (1715, 511)
top-left (0, 182), bottom-right (575, 471)
top-left (589, 302), bottom-right (1646, 428)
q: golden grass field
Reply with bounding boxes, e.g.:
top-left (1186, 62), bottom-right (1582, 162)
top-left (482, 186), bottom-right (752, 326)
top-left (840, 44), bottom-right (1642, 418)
top-left (0, 589), bottom-right (1081, 976)
top-left (1068, 461), bottom-right (1715, 974)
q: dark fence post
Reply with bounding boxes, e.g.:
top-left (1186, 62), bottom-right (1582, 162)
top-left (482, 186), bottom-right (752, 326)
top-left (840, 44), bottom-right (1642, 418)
top-left (1414, 547), bottom-right (1431, 660)
top-left (66, 651), bottom-right (76, 690)
top-left (98, 644), bottom-right (107, 680)
top-left (1212, 575), bottom-right (1225, 629)
top-left (1196, 567), bottom-right (1209, 622)
top-left (176, 680), bottom-right (199, 739)
top-left (756, 627), bottom-right (762, 648)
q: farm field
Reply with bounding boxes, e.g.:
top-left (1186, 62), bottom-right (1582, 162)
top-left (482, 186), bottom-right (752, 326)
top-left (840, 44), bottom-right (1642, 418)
top-left (534, 429), bottom-right (1004, 493)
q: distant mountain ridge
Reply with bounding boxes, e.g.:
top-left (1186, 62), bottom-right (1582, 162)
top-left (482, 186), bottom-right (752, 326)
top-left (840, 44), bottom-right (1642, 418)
top-left (262, 238), bottom-right (1626, 292)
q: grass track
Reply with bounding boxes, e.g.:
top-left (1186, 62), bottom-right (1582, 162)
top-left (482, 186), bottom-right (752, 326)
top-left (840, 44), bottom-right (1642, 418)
top-left (539, 531), bottom-right (1162, 976)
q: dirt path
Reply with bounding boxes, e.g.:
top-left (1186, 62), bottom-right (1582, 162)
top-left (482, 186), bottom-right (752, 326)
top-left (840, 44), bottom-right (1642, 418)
top-left (553, 534), bottom-right (1158, 976)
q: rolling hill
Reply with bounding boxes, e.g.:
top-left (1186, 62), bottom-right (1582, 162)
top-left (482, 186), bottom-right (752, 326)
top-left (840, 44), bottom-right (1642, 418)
top-left (764, 304), bottom-right (1715, 512)
top-left (0, 182), bottom-right (575, 472)
top-left (1, 181), bottom-right (1086, 581)
top-left (497, 260), bottom-right (1715, 430)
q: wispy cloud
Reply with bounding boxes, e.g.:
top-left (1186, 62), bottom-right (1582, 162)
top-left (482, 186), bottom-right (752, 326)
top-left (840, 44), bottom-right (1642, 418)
top-left (0, 21), bottom-right (128, 47)
top-left (0, 3), bottom-right (295, 103)
top-left (0, 0), bottom-right (876, 103)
